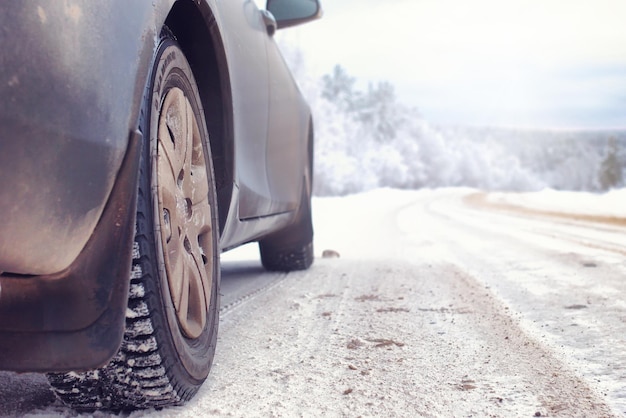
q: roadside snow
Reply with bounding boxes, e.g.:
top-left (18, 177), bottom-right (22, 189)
top-left (487, 188), bottom-right (626, 218)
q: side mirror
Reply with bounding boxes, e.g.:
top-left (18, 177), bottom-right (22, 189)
top-left (266, 0), bottom-right (322, 30)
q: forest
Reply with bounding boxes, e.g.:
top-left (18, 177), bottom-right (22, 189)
top-left (279, 43), bottom-right (626, 196)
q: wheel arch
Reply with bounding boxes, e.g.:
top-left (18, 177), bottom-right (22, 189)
top-left (164, 1), bottom-right (234, 236)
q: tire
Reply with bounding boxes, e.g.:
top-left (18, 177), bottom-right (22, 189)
top-left (259, 130), bottom-right (314, 272)
top-left (48, 34), bottom-right (220, 411)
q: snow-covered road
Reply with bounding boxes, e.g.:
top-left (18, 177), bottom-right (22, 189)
top-left (2, 188), bottom-right (625, 417)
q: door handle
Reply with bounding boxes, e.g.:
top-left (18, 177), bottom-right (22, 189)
top-left (261, 10), bottom-right (277, 36)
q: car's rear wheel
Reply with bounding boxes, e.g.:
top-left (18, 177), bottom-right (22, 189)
top-left (48, 34), bottom-right (220, 410)
top-left (259, 129), bottom-right (314, 271)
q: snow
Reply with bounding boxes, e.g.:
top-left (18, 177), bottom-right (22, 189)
top-left (216, 187), bottom-right (625, 417)
top-left (487, 188), bottom-right (626, 218)
top-left (2, 187), bottom-right (624, 417)
top-left (179, 189), bottom-right (624, 416)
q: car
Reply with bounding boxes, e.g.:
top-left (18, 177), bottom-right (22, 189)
top-left (0, 0), bottom-right (320, 410)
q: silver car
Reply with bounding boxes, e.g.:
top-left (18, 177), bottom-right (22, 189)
top-left (0, 0), bottom-right (320, 410)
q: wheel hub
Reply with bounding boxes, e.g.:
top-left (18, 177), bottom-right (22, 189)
top-left (156, 87), bottom-right (213, 339)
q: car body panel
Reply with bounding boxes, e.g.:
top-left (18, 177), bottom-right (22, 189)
top-left (0, 131), bottom-right (141, 371)
top-left (0, 1), bottom-right (170, 275)
top-left (216, 0), bottom-right (273, 219)
top-left (266, 35), bottom-right (310, 213)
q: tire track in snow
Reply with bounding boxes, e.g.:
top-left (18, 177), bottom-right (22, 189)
top-left (418, 190), bottom-right (626, 415)
top-left (219, 261), bottom-right (289, 318)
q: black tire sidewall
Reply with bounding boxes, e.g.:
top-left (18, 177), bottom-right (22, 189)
top-left (141, 37), bottom-right (220, 383)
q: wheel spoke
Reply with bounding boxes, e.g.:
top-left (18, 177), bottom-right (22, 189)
top-left (190, 199), bottom-right (212, 239)
top-left (193, 230), bottom-right (213, 304)
top-left (183, 98), bottom-right (194, 176)
top-left (183, 255), bottom-right (207, 336)
top-left (158, 117), bottom-right (183, 181)
top-left (188, 189), bottom-right (213, 308)
top-left (157, 163), bottom-right (179, 215)
top-left (188, 164), bottom-right (209, 205)
top-left (164, 234), bottom-right (185, 307)
top-left (157, 135), bottom-right (177, 181)
top-left (182, 106), bottom-right (208, 202)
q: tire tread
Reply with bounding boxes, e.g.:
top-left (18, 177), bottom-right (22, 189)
top-left (48, 226), bottom-right (189, 411)
top-left (260, 241), bottom-right (314, 271)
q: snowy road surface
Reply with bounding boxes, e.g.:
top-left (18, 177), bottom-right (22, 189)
top-left (1, 188), bottom-right (625, 417)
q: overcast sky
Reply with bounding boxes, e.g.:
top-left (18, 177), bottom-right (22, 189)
top-left (276, 0), bottom-right (626, 129)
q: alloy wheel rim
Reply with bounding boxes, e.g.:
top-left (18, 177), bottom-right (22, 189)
top-left (156, 87), bottom-right (213, 339)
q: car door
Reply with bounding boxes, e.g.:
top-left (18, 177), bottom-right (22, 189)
top-left (219, 0), bottom-right (273, 219)
top-left (265, 35), bottom-right (306, 215)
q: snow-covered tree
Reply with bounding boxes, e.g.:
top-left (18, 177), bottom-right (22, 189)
top-left (321, 65), bottom-right (356, 112)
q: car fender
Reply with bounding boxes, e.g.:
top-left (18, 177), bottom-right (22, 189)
top-left (0, 1), bottom-right (173, 275)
